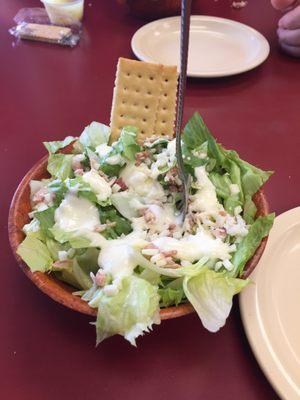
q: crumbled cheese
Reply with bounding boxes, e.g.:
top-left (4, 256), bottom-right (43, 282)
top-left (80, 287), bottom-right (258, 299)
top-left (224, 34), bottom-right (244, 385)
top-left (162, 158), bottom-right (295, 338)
top-left (230, 184), bottom-right (240, 195)
top-left (95, 143), bottom-right (112, 158)
top-left (82, 169), bottom-right (112, 202)
top-left (58, 251), bottom-right (69, 261)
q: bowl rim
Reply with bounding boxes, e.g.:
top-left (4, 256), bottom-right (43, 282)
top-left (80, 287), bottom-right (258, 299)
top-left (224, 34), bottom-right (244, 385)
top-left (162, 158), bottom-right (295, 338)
top-left (8, 155), bottom-right (269, 321)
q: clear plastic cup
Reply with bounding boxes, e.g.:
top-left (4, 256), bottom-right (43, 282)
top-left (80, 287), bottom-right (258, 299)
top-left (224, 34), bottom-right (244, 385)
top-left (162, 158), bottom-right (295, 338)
top-left (41, 0), bottom-right (84, 25)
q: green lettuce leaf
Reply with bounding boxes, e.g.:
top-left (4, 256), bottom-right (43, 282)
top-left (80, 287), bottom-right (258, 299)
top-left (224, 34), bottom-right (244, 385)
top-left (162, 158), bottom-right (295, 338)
top-left (224, 150), bottom-right (272, 198)
top-left (243, 195), bottom-right (257, 224)
top-left (110, 126), bottom-right (141, 161)
top-left (72, 259), bottom-right (93, 290)
top-left (89, 275), bottom-right (160, 346)
top-left (50, 226), bottom-right (92, 248)
top-left (110, 191), bottom-right (140, 220)
top-left (47, 154), bottom-right (74, 181)
top-left (158, 286), bottom-right (186, 307)
top-left (182, 113), bottom-right (273, 201)
top-left (47, 179), bottom-right (67, 206)
top-left (144, 137), bottom-right (169, 148)
top-left (34, 207), bottom-right (55, 238)
top-left (99, 208), bottom-right (132, 239)
top-left (183, 268), bottom-right (249, 332)
top-left (23, 218), bottom-right (41, 235)
top-left (43, 136), bottom-right (76, 154)
top-left (135, 253), bottom-right (209, 278)
top-left (79, 122), bottom-right (110, 149)
top-left (17, 234), bottom-right (53, 272)
top-left (231, 213), bottom-right (275, 276)
top-left (45, 237), bottom-right (69, 261)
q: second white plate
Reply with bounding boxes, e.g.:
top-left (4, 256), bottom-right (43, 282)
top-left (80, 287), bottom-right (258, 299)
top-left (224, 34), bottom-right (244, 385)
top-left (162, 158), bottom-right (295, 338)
top-left (131, 16), bottom-right (270, 78)
top-left (240, 207), bottom-right (300, 400)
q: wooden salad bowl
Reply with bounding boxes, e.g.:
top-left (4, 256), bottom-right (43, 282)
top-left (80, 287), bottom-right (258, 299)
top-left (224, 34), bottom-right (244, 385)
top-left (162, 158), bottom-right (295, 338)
top-left (8, 156), bottom-right (269, 320)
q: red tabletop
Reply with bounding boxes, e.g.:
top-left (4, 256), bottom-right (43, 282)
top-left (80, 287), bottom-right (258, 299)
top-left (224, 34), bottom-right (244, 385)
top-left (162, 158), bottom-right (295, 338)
top-left (2, 0), bottom-right (299, 399)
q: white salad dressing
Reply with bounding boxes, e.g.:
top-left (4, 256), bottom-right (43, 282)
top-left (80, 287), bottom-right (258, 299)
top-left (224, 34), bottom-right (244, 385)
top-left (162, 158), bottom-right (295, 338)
top-left (106, 153), bottom-right (124, 165)
top-left (54, 194), bottom-right (100, 232)
top-left (132, 203), bottom-right (181, 237)
top-left (98, 232), bottom-right (147, 295)
top-left (152, 227), bottom-right (230, 262)
top-left (189, 166), bottom-right (222, 214)
top-left (120, 163), bottom-right (165, 202)
top-left (95, 143), bottom-right (112, 158)
top-left (82, 169), bottom-right (112, 202)
top-left (150, 139), bottom-right (176, 179)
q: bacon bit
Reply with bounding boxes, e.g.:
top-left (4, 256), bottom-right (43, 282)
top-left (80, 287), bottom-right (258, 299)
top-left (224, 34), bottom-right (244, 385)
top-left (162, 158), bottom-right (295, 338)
top-left (97, 169), bottom-right (110, 182)
top-left (212, 227), bottom-right (227, 239)
top-left (74, 168), bottom-right (84, 176)
top-left (168, 223), bottom-right (176, 232)
top-left (139, 208), bottom-right (156, 224)
top-left (135, 150), bottom-right (151, 166)
top-left (95, 221), bottom-right (116, 232)
top-left (144, 243), bottom-right (159, 250)
top-left (90, 158), bottom-right (100, 171)
top-left (161, 250), bottom-right (178, 258)
top-left (108, 177), bottom-right (117, 186)
top-left (165, 166), bottom-right (180, 184)
top-left (219, 210), bottom-right (227, 217)
top-left (72, 156), bottom-right (83, 171)
top-left (95, 270), bottom-right (106, 287)
top-left (165, 258), bottom-right (181, 269)
top-left (32, 187), bottom-right (55, 204)
top-left (52, 260), bottom-right (72, 270)
top-left (142, 135), bottom-right (172, 146)
top-left (95, 225), bottom-right (106, 232)
top-left (169, 185), bottom-right (180, 192)
top-left (114, 178), bottom-right (127, 191)
top-left (32, 187), bottom-right (48, 203)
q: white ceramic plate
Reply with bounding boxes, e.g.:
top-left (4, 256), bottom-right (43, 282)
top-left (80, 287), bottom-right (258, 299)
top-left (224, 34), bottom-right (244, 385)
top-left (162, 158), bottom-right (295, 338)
top-left (240, 207), bottom-right (300, 400)
top-left (131, 16), bottom-right (270, 78)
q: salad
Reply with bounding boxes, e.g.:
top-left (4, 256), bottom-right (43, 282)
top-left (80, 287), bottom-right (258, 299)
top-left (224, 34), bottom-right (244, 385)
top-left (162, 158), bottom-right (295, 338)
top-left (17, 113), bottom-right (274, 345)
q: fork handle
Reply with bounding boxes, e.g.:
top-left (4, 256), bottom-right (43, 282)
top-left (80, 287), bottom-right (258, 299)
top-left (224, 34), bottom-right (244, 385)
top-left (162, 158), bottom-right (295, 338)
top-left (175, 0), bottom-right (192, 217)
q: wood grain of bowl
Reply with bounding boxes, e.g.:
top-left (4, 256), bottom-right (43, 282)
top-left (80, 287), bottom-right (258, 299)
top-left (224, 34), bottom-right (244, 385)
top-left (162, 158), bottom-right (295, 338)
top-left (8, 155), bottom-right (269, 320)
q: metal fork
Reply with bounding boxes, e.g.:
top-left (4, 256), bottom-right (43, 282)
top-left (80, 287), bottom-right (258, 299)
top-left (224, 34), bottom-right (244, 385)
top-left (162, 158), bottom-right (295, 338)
top-left (175, 0), bottom-right (192, 220)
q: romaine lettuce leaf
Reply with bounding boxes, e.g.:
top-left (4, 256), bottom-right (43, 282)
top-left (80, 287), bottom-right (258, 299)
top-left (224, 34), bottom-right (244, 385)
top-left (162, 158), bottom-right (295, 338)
top-left (34, 207), bottom-right (55, 238)
top-left (47, 154), bottom-right (74, 181)
top-left (45, 237), bottom-right (69, 261)
top-left (109, 126), bottom-right (141, 161)
top-left (99, 208), bottom-right (132, 239)
top-left (23, 218), bottom-right (41, 235)
top-left (47, 179), bottom-right (67, 206)
top-left (79, 122), bottom-right (110, 149)
top-left (17, 234), bottom-right (53, 272)
top-left (50, 227), bottom-right (92, 248)
top-left (243, 195), bottom-right (257, 224)
top-left (183, 268), bottom-right (249, 332)
top-left (182, 113), bottom-right (273, 201)
top-left (110, 191), bottom-right (140, 220)
top-left (231, 213), bottom-right (275, 276)
top-left (76, 248), bottom-right (99, 272)
top-left (43, 136), bottom-right (76, 154)
top-left (135, 253), bottom-right (209, 278)
top-left (89, 275), bottom-right (160, 346)
top-left (158, 286), bottom-right (186, 307)
top-left (72, 259), bottom-right (93, 290)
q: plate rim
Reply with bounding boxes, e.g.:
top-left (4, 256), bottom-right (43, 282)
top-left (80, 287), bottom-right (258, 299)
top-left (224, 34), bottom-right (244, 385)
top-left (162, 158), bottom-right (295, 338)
top-left (131, 15), bottom-right (270, 78)
top-left (240, 207), bottom-right (300, 400)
